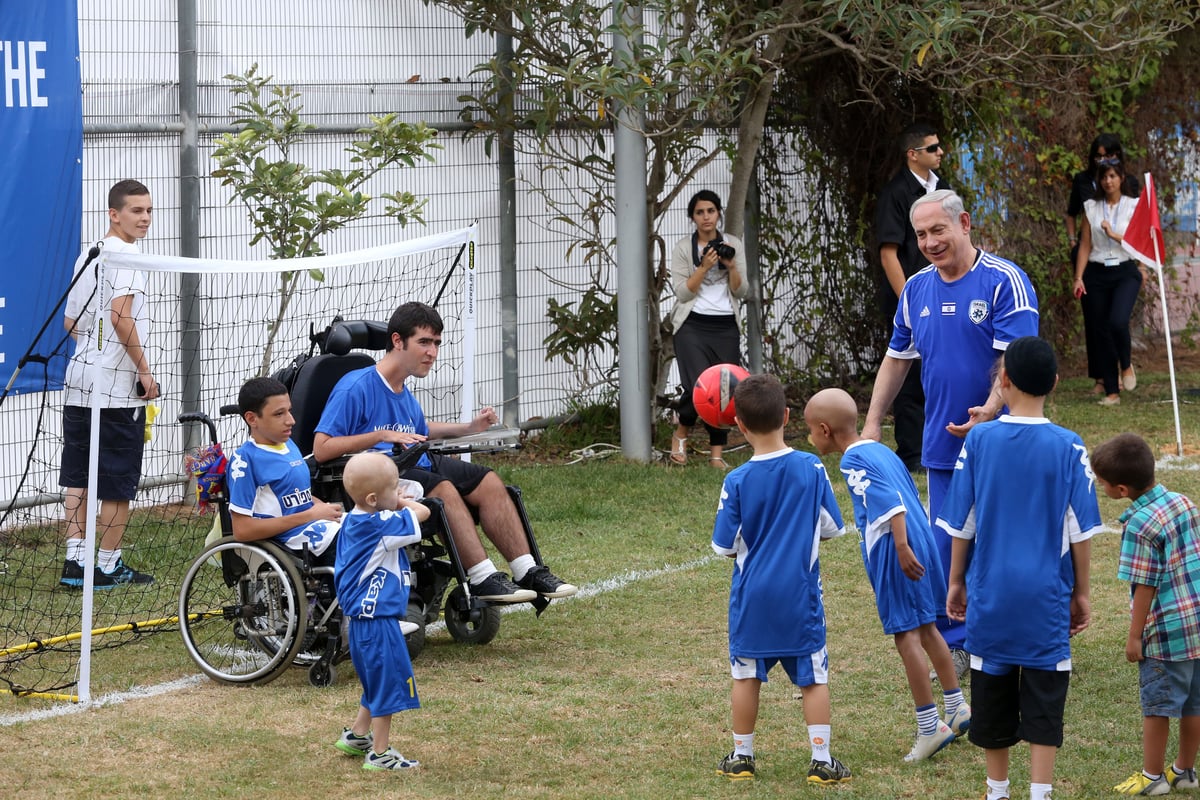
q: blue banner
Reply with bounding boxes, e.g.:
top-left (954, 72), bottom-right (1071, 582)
top-left (0, 0), bottom-right (82, 393)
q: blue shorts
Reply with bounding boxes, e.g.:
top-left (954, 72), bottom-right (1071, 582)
top-left (59, 405), bottom-right (145, 500)
top-left (348, 617), bottom-right (420, 717)
top-left (730, 648), bottom-right (829, 687)
top-left (1139, 657), bottom-right (1200, 718)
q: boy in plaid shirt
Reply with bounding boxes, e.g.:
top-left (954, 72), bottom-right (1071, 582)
top-left (1093, 432), bottom-right (1200, 796)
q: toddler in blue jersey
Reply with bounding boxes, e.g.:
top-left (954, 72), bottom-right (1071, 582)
top-left (333, 451), bottom-right (431, 772)
top-left (938, 337), bottom-right (1102, 800)
top-left (228, 377), bottom-right (344, 564)
top-left (804, 387), bottom-right (970, 763)
top-left (1092, 433), bottom-right (1200, 796)
top-left (711, 373), bottom-right (852, 785)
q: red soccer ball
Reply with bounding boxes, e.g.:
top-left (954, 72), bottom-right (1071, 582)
top-left (692, 364), bottom-right (750, 428)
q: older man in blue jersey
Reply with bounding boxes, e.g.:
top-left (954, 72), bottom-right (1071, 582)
top-left (863, 189), bottom-right (1040, 676)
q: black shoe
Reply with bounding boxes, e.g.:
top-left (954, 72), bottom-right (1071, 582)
top-left (94, 559), bottom-right (154, 589)
top-left (807, 756), bottom-right (851, 784)
top-left (516, 564), bottom-right (578, 598)
top-left (60, 559), bottom-right (84, 588)
top-left (469, 571), bottom-right (536, 603)
top-left (717, 751), bottom-right (755, 781)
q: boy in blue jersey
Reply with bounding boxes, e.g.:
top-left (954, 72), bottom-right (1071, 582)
top-left (332, 451), bottom-right (431, 771)
top-left (1092, 433), bottom-right (1200, 796)
top-left (804, 387), bottom-right (969, 763)
top-left (865, 189), bottom-right (1040, 674)
top-left (228, 377), bottom-right (344, 564)
top-left (712, 373), bottom-right (851, 785)
top-left (939, 337), bottom-right (1102, 800)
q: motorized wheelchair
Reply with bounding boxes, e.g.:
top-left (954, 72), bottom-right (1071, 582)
top-left (176, 317), bottom-right (546, 688)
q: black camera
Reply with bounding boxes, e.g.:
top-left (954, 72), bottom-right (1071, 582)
top-left (704, 240), bottom-right (735, 265)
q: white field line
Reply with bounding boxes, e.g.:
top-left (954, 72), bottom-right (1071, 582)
top-left (0, 554), bottom-right (718, 727)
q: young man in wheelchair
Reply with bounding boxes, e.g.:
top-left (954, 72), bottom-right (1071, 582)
top-left (227, 377), bottom-right (345, 563)
top-left (312, 301), bottom-right (578, 604)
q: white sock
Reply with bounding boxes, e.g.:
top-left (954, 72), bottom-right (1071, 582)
top-left (466, 559), bottom-right (499, 585)
top-left (943, 687), bottom-right (965, 717)
top-left (808, 724), bottom-right (831, 764)
top-left (66, 539), bottom-right (86, 564)
top-left (916, 703), bottom-right (939, 736)
top-left (509, 554), bottom-right (536, 582)
top-left (732, 731), bottom-right (754, 757)
top-left (1030, 782), bottom-right (1052, 800)
top-left (97, 548), bottom-right (121, 573)
top-left (986, 777), bottom-right (1010, 800)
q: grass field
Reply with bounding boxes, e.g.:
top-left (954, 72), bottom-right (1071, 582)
top-left (2, 366), bottom-right (1199, 799)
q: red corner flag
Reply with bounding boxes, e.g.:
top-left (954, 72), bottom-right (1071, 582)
top-left (1122, 172), bottom-right (1166, 270)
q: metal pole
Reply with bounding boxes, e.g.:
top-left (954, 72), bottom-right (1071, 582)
top-left (178, 0), bottom-right (202, 454)
top-left (497, 31), bottom-right (520, 427)
top-left (613, 0), bottom-right (651, 461)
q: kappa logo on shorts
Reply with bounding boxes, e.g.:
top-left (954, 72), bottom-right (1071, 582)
top-left (968, 299), bottom-right (990, 324)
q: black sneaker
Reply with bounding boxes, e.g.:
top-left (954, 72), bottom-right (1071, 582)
top-left (60, 559), bottom-right (84, 588)
top-left (516, 564), bottom-right (578, 598)
top-left (94, 558), bottom-right (154, 589)
top-left (717, 751), bottom-right (755, 781)
top-left (807, 756), bottom-right (851, 785)
top-left (469, 571), bottom-right (536, 603)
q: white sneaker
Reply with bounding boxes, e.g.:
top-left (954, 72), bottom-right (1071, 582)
top-left (400, 620), bottom-right (420, 636)
top-left (903, 722), bottom-right (955, 762)
top-left (945, 704), bottom-right (972, 736)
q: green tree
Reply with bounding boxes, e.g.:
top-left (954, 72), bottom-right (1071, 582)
top-left (429, 0), bottom-right (1198, 400)
top-left (211, 64), bottom-right (441, 374)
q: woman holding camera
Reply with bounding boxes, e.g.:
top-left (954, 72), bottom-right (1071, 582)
top-left (666, 190), bottom-right (749, 467)
top-left (1073, 159), bottom-right (1144, 406)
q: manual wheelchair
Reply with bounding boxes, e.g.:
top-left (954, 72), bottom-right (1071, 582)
top-left (176, 318), bottom-right (546, 687)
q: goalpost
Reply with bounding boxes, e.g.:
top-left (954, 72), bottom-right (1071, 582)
top-left (0, 225), bottom-right (477, 703)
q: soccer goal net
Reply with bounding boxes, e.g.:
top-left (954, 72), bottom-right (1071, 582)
top-left (0, 224), bottom-right (476, 702)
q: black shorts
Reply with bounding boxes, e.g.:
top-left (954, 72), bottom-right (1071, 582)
top-left (59, 405), bottom-right (146, 500)
top-left (968, 666), bottom-right (1070, 749)
top-left (401, 453), bottom-right (491, 498)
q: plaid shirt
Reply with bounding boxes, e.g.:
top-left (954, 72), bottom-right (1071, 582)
top-left (1116, 484), bottom-right (1200, 661)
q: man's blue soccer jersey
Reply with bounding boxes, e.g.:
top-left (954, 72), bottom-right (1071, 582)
top-left (935, 417), bottom-right (1103, 669)
top-left (840, 439), bottom-right (945, 635)
top-left (228, 439), bottom-right (339, 555)
top-left (315, 366), bottom-right (432, 469)
top-left (712, 448), bottom-right (845, 657)
top-left (335, 507), bottom-right (423, 620)
top-left (888, 251), bottom-right (1039, 469)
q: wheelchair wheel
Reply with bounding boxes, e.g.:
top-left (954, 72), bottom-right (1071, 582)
top-left (308, 661), bottom-right (336, 688)
top-left (179, 537), bottom-right (309, 685)
top-left (444, 585), bottom-right (501, 645)
top-left (404, 599), bottom-right (426, 660)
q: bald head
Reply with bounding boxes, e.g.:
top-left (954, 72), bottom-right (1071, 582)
top-left (804, 388), bottom-right (859, 436)
top-left (342, 451), bottom-right (399, 509)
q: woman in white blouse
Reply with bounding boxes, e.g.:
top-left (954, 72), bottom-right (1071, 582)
top-left (1073, 160), bottom-right (1146, 406)
top-left (666, 190), bottom-right (749, 467)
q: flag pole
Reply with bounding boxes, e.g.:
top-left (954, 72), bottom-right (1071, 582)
top-left (1143, 173), bottom-right (1184, 457)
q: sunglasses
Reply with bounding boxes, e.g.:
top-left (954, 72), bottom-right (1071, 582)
top-left (1095, 155), bottom-right (1121, 166)
top-left (913, 143), bottom-right (943, 154)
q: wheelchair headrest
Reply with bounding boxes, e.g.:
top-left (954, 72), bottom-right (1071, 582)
top-left (324, 320), bottom-right (391, 356)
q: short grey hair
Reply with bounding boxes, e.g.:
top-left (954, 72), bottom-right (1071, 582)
top-left (910, 189), bottom-right (965, 227)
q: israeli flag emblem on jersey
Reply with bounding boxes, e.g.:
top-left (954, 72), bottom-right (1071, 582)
top-left (968, 299), bottom-right (990, 324)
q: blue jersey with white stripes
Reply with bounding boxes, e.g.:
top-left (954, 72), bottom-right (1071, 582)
top-left (887, 251), bottom-right (1039, 469)
top-left (335, 508), bottom-right (423, 620)
top-left (227, 438), bottom-right (340, 555)
top-left (712, 448), bottom-right (845, 657)
top-left (935, 417), bottom-right (1103, 669)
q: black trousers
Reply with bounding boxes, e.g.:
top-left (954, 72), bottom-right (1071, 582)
top-left (674, 313), bottom-right (740, 447)
top-left (1080, 260), bottom-right (1142, 396)
top-left (893, 360), bottom-right (924, 469)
